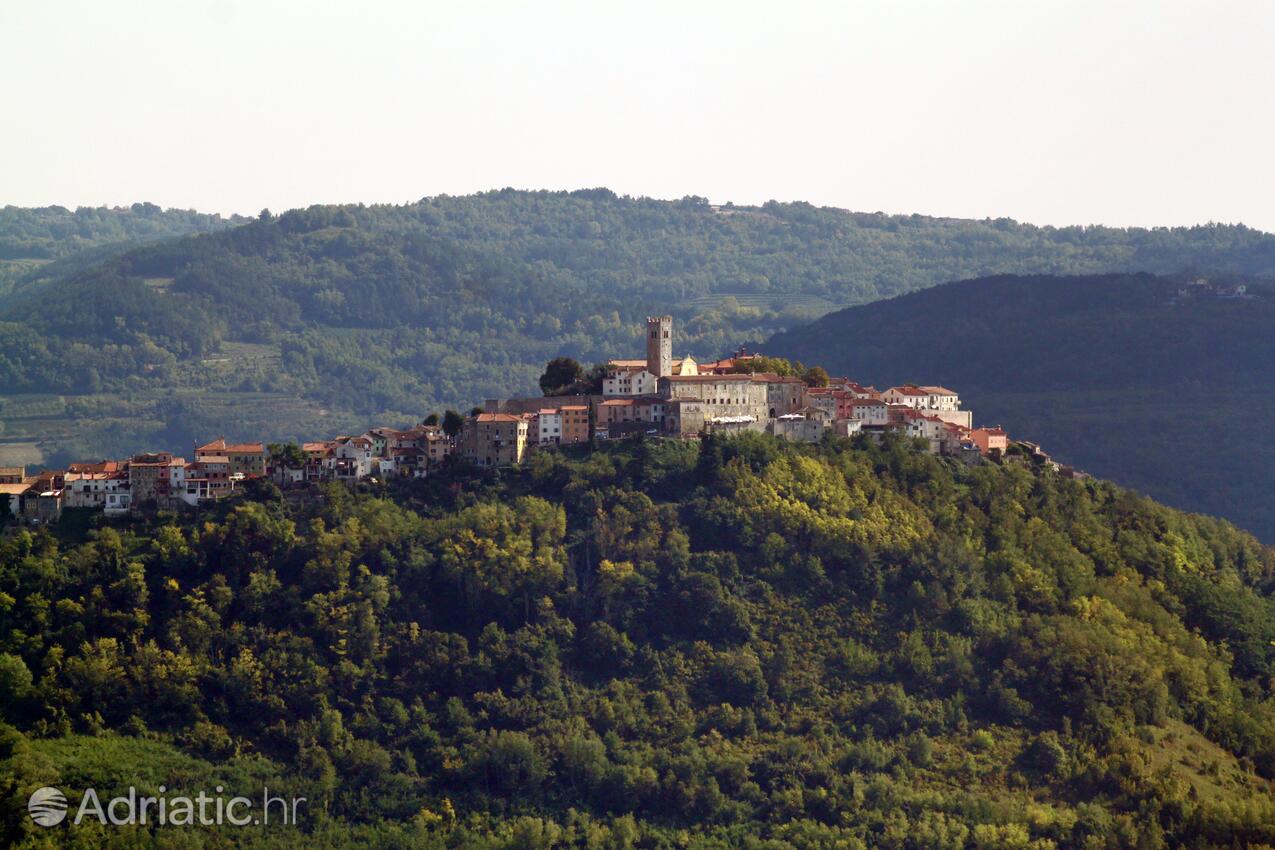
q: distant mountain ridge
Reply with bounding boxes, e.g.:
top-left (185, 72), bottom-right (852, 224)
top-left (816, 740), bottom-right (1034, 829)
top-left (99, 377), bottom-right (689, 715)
top-left (0, 203), bottom-right (242, 297)
top-left (765, 272), bottom-right (1275, 540)
top-left (3, 189), bottom-right (1275, 466)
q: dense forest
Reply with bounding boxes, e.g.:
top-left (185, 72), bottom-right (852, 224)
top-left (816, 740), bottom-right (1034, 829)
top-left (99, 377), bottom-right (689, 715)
top-left (2, 435), bottom-right (1274, 848)
top-left (764, 273), bottom-right (1275, 541)
top-left (0, 203), bottom-right (240, 297)
top-left (3, 190), bottom-right (1275, 465)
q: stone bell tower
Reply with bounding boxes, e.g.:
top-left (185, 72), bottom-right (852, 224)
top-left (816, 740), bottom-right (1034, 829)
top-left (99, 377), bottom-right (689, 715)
top-left (646, 315), bottom-right (673, 378)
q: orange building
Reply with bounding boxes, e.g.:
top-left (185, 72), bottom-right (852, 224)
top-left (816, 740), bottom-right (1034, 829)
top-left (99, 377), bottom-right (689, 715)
top-left (558, 404), bottom-right (590, 444)
top-left (970, 427), bottom-right (1009, 456)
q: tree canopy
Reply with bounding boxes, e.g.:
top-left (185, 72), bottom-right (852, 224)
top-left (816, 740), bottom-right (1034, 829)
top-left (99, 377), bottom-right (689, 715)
top-left (2, 435), bottom-right (1274, 848)
top-left (4, 191), bottom-right (1275, 464)
top-left (767, 272), bottom-right (1275, 540)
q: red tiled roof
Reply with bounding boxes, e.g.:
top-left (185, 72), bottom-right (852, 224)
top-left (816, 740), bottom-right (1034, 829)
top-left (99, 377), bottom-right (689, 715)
top-left (197, 437), bottom-right (263, 454)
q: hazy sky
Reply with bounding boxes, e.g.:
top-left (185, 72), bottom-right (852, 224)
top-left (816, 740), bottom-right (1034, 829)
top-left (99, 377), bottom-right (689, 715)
top-left (3, 1), bottom-right (1273, 229)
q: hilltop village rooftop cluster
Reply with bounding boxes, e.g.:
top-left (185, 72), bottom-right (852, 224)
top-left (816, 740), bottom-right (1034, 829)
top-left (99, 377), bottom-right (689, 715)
top-left (0, 316), bottom-right (1071, 526)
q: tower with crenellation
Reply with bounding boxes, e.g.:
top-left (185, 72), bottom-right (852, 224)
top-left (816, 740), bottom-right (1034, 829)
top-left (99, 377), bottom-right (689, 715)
top-left (646, 315), bottom-right (672, 378)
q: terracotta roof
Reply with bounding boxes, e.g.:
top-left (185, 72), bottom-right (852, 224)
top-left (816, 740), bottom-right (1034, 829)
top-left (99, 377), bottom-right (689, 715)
top-left (197, 437), bottom-right (263, 454)
top-left (65, 471), bottom-right (113, 482)
top-left (475, 413), bottom-right (523, 423)
top-left (918, 386), bottom-right (959, 395)
top-left (600, 398), bottom-right (636, 406)
top-left (888, 386), bottom-right (929, 396)
top-left (0, 482), bottom-right (31, 495)
top-left (128, 454), bottom-right (185, 467)
top-left (66, 461), bottom-right (120, 474)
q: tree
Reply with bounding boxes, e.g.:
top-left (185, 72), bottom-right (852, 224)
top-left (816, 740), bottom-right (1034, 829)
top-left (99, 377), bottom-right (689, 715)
top-left (803, 366), bottom-right (830, 387)
top-left (443, 410), bottom-right (465, 438)
top-left (540, 357), bottom-right (584, 396)
top-left (268, 442), bottom-right (306, 469)
top-left (422, 413), bottom-right (440, 426)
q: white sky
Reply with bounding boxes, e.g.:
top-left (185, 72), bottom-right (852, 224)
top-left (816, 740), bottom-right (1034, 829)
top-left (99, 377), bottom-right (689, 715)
top-left (2, 0), bottom-right (1273, 230)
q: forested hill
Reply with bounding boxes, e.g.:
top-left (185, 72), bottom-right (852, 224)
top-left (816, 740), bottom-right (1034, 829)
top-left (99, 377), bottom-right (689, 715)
top-left (765, 273), bottom-right (1275, 540)
top-left (2, 436), bottom-right (1274, 848)
top-left (0, 203), bottom-right (241, 297)
top-left (4, 190), bottom-right (1275, 464)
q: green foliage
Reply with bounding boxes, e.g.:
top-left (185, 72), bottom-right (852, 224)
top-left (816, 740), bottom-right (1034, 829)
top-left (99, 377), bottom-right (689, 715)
top-left (0, 203), bottom-right (239, 298)
top-left (539, 356), bottom-right (584, 395)
top-left (1, 437), bottom-right (1274, 847)
top-left (6, 194), bottom-right (1275, 463)
top-left (768, 272), bottom-right (1275, 540)
top-left (267, 441), bottom-right (307, 469)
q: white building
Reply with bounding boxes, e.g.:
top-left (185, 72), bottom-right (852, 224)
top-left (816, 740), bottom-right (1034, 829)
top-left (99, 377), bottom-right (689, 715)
top-left (332, 436), bottom-right (375, 479)
top-left (846, 399), bottom-right (890, 426)
top-left (537, 409), bottom-right (563, 444)
top-left (603, 365), bottom-right (658, 397)
top-left (105, 491), bottom-right (132, 515)
top-left (884, 385), bottom-right (961, 411)
top-left (64, 472), bottom-right (122, 509)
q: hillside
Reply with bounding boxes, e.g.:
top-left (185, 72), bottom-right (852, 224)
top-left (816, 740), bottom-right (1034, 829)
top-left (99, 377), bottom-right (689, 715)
top-left (0, 203), bottom-right (241, 297)
top-left (4, 190), bottom-right (1275, 466)
top-left (765, 273), bottom-right (1275, 540)
top-left (2, 436), bottom-right (1274, 848)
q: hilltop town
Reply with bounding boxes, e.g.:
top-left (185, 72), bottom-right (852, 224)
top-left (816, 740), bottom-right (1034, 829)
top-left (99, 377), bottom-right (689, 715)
top-left (0, 316), bottom-right (1073, 526)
